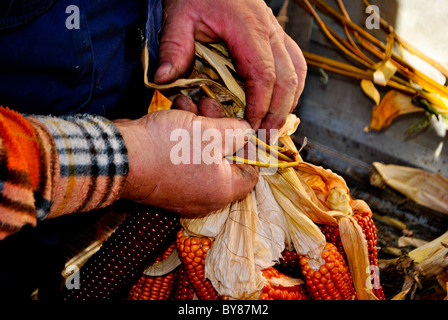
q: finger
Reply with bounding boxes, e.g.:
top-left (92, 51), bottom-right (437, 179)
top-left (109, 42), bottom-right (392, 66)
top-left (223, 28), bottom-right (276, 131)
top-left (200, 116), bottom-right (253, 156)
top-left (154, 4), bottom-right (196, 84)
top-left (197, 97), bottom-right (227, 118)
top-left (172, 95), bottom-right (199, 115)
top-left (285, 35), bottom-right (307, 112)
top-left (260, 26), bottom-right (298, 132)
top-left (229, 164), bottom-right (259, 202)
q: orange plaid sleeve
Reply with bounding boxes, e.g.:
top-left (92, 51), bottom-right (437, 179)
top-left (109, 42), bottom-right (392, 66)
top-left (0, 107), bottom-right (129, 240)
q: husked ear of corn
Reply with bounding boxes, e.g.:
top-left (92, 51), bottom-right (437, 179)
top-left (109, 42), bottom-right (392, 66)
top-left (127, 271), bottom-right (178, 300)
top-left (299, 243), bottom-right (357, 300)
top-left (127, 243), bottom-right (178, 300)
top-left (258, 267), bottom-right (308, 300)
top-left (64, 204), bottom-right (180, 300)
top-left (171, 264), bottom-right (196, 300)
top-left (279, 243), bottom-right (357, 300)
top-left (176, 228), bottom-right (221, 300)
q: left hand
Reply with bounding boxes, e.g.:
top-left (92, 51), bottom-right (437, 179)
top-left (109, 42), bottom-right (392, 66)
top-left (154, 0), bottom-right (307, 132)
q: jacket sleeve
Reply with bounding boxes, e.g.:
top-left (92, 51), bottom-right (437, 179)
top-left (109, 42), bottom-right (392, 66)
top-left (0, 107), bottom-right (129, 240)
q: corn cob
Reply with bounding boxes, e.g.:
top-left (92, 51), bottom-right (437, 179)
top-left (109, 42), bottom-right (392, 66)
top-left (259, 267), bottom-right (308, 300)
top-left (64, 204), bottom-right (180, 300)
top-left (281, 243), bottom-right (356, 300)
top-left (319, 212), bottom-right (385, 300)
top-left (176, 228), bottom-right (221, 300)
top-left (353, 211), bottom-right (385, 300)
top-left (171, 264), bottom-right (195, 300)
top-left (127, 243), bottom-right (178, 300)
top-left (277, 249), bottom-right (302, 278)
top-left (127, 272), bottom-right (177, 300)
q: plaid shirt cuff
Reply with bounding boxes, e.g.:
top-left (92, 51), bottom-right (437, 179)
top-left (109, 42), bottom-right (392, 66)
top-left (31, 114), bottom-right (129, 219)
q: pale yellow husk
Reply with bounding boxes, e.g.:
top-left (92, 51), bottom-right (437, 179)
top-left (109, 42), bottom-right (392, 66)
top-left (202, 177), bottom-right (290, 299)
top-left (254, 176), bottom-right (290, 268)
top-left (408, 230), bottom-right (448, 276)
top-left (372, 162), bottom-right (448, 214)
top-left (180, 204), bottom-right (231, 238)
top-left (204, 192), bottom-right (265, 300)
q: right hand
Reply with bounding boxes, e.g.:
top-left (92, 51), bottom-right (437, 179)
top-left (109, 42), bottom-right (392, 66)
top-left (114, 100), bottom-right (258, 217)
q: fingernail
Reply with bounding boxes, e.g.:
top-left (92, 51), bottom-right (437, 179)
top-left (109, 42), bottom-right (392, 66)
top-left (154, 62), bottom-right (173, 82)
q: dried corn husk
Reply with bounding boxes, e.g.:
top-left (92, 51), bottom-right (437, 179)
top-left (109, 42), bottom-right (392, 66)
top-left (268, 183), bottom-right (327, 269)
top-left (254, 176), bottom-right (290, 264)
top-left (409, 230), bottom-right (448, 276)
top-left (204, 193), bottom-right (265, 300)
top-left (372, 162), bottom-right (448, 214)
top-left (373, 60), bottom-right (398, 86)
top-left (195, 42), bottom-right (246, 111)
top-left (180, 205), bottom-right (230, 239)
top-left (361, 79), bottom-right (381, 106)
top-left (367, 90), bottom-right (424, 131)
top-left (143, 249), bottom-right (182, 276)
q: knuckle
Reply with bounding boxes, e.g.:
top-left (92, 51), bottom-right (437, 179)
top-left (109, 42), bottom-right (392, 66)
top-left (257, 65), bottom-right (277, 87)
top-left (276, 71), bottom-right (299, 94)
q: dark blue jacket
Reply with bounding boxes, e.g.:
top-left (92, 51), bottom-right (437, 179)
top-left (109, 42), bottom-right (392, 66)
top-left (0, 0), bottom-right (162, 300)
top-left (0, 0), bottom-right (162, 120)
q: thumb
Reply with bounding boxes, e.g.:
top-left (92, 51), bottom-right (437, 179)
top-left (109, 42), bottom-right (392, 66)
top-left (201, 116), bottom-right (254, 157)
top-left (154, 12), bottom-right (195, 84)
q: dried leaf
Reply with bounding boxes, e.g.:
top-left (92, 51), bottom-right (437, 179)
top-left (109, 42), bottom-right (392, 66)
top-left (409, 231), bottom-right (448, 278)
top-left (143, 249), bottom-right (181, 276)
top-left (181, 204), bottom-right (231, 238)
top-left (204, 194), bottom-right (265, 299)
top-left (373, 162), bottom-right (448, 214)
top-left (148, 89), bottom-right (172, 113)
top-left (367, 90), bottom-right (424, 131)
top-left (255, 176), bottom-right (290, 262)
top-left (361, 79), bottom-right (381, 106)
top-left (195, 42), bottom-right (246, 107)
top-left (398, 236), bottom-right (428, 248)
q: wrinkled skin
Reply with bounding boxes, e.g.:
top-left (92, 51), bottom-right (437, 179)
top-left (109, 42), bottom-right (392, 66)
top-left (154, 0), bottom-right (307, 131)
top-left (115, 101), bottom-right (258, 216)
top-left (117, 0), bottom-right (307, 216)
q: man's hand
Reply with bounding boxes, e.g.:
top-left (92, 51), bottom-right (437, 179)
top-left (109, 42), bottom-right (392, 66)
top-left (154, 0), bottom-right (307, 132)
top-left (114, 107), bottom-right (258, 217)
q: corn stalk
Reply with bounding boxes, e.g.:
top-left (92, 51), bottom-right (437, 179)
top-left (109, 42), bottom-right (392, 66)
top-left (296, 0), bottom-right (448, 132)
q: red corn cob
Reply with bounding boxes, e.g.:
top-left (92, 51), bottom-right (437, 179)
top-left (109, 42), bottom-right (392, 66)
top-left (176, 228), bottom-right (221, 300)
top-left (319, 212), bottom-right (385, 300)
top-left (127, 242), bottom-right (178, 300)
top-left (282, 243), bottom-right (357, 300)
top-left (353, 211), bottom-right (385, 300)
top-left (171, 264), bottom-right (196, 300)
top-left (127, 271), bottom-right (177, 300)
top-left (259, 267), bottom-right (308, 300)
top-left (64, 203), bottom-right (180, 300)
